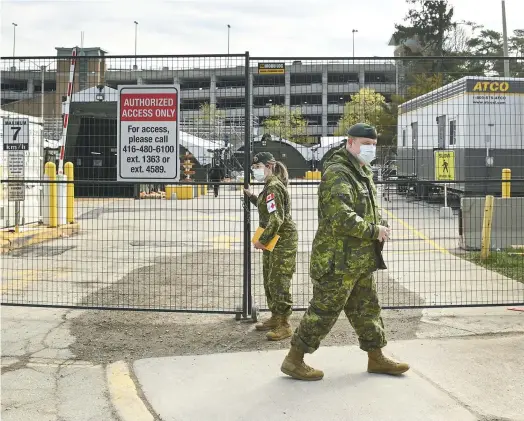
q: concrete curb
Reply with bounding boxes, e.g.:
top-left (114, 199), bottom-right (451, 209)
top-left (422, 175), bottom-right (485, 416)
top-left (107, 361), bottom-right (154, 421)
top-left (0, 223), bottom-right (80, 254)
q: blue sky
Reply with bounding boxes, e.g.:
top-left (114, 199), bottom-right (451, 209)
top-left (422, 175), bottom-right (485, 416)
top-left (1, 0), bottom-right (522, 58)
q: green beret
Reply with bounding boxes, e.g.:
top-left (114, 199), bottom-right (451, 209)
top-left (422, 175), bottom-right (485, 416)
top-left (347, 123), bottom-right (377, 140)
top-left (252, 152), bottom-right (275, 165)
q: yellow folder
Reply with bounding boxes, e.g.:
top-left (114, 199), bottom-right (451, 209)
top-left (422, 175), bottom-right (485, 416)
top-left (252, 227), bottom-right (280, 251)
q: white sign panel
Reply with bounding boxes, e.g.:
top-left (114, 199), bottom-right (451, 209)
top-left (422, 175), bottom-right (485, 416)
top-left (117, 85), bottom-right (180, 182)
top-left (2, 117), bottom-right (29, 202)
top-left (3, 117), bottom-right (30, 151)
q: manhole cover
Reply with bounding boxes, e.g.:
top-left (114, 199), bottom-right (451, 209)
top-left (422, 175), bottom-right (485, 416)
top-left (9, 245), bottom-right (76, 258)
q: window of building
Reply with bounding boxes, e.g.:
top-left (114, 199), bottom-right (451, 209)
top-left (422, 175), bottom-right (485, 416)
top-left (253, 75), bottom-right (285, 87)
top-left (181, 79), bottom-right (210, 90)
top-left (402, 129), bottom-right (407, 147)
top-left (327, 94), bottom-right (351, 104)
top-left (327, 73), bottom-right (359, 83)
top-left (290, 73), bottom-right (322, 85)
top-left (253, 96), bottom-right (285, 107)
top-left (217, 97), bottom-right (245, 108)
top-left (327, 114), bottom-right (342, 126)
top-left (364, 72), bottom-right (395, 83)
top-left (449, 119), bottom-right (456, 146)
top-left (216, 78), bottom-right (245, 88)
top-left (290, 94), bottom-right (322, 106)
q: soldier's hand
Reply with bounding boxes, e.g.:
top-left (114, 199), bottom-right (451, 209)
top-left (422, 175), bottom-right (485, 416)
top-left (243, 187), bottom-right (252, 196)
top-left (377, 225), bottom-right (391, 242)
top-left (253, 240), bottom-right (266, 250)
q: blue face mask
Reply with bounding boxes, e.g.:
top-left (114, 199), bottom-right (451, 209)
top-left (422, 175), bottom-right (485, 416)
top-left (358, 145), bottom-right (377, 165)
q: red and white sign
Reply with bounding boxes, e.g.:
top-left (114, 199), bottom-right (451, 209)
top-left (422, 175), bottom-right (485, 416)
top-left (117, 85), bottom-right (180, 182)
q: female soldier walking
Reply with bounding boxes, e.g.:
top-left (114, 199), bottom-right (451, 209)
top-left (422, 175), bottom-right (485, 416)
top-left (243, 152), bottom-right (298, 341)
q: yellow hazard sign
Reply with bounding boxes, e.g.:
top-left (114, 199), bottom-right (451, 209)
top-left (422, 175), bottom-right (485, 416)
top-left (434, 150), bottom-right (455, 181)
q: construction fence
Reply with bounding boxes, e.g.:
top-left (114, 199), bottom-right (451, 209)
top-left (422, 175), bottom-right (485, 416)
top-left (1, 53), bottom-right (523, 317)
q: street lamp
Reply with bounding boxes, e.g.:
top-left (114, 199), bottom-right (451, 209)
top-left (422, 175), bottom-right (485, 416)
top-left (12, 23), bottom-right (17, 56)
top-left (352, 29), bottom-right (358, 58)
top-left (501, 0), bottom-right (510, 77)
top-left (227, 24), bottom-right (231, 67)
top-left (134, 21), bottom-right (139, 70)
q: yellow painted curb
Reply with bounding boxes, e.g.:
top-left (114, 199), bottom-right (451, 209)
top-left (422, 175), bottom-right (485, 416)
top-left (1, 223), bottom-right (80, 254)
top-left (107, 361), bottom-right (154, 421)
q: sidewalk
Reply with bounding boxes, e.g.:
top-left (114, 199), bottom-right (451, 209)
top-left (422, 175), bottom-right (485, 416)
top-left (131, 334), bottom-right (524, 421)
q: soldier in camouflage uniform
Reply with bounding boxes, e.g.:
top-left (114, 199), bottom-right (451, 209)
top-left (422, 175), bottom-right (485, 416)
top-left (244, 152), bottom-right (298, 341)
top-left (280, 123), bottom-right (410, 380)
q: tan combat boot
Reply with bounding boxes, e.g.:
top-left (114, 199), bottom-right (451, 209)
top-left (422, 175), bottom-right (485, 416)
top-left (367, 348), bottom-right (410, 375)
top-left (255, 314), bottom-right (278, 331)
top-left (266, 316), bottom-right (292, 341)
top-left (281, 346), bottom-right (324, 381)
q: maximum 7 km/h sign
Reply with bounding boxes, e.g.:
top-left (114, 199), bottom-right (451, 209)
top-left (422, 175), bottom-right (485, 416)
top-left (117, 85), bottom-right (180, 183)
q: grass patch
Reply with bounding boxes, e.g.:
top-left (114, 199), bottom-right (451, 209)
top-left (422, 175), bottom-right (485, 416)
top-left (461, 250), bottom-right (524, 284)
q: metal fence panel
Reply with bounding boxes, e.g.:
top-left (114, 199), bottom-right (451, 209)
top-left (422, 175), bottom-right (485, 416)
top-left (1, 54), bottom-right (523, 313)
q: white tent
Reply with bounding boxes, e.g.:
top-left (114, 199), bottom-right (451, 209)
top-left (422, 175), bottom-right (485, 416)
top-left (69, 85), bottom-right (221, 166)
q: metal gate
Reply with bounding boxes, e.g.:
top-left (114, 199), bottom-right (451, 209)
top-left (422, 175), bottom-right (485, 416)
top-left (2, 54), bottom-right (523, 316)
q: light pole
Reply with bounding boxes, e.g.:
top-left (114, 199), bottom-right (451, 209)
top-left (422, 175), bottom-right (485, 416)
top-left (352, 29), bottom-right (358, 58)
top-left (227, 24), bottom-right (231, 67)
top-left (501, 0), bottom-right (510, 77)
top-left (12, 23), bottom-right (18, 56)
top-left (134, 21), bottom-right (138, 70)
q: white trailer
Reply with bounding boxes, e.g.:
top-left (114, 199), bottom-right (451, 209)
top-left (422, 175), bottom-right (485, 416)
top-left (396, 76), bottom-right (524, 197)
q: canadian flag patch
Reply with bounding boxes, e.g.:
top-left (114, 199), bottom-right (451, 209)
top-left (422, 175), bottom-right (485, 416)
top-left (267, 199), bottom-right (277, 213)
top-left (266, 193), bottom-right (274, 202)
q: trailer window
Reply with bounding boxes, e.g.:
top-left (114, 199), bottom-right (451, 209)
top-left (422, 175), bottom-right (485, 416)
top-left (402, 129), bottom-right (407, 147)
top-left (449, 120), bottom-right (456, 146)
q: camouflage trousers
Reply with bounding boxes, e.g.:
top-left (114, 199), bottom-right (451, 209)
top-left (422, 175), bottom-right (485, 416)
top-left (291, 272), bottom-right (387, 352)
top-left (262, 232), bottom-right (298, 317)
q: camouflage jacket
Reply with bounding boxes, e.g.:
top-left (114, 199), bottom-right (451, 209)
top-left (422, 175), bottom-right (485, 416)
top-left (310, 146), bottom-right (388, 279)
top-left (249, 175), bottom-right (297, 246)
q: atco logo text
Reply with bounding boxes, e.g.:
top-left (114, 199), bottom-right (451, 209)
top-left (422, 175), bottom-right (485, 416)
top-left (472, 81), bottom-right (510, 92)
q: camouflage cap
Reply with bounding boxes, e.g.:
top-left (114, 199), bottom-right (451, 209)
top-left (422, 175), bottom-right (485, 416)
top-left (347, 123), bottom-right (377, 140)
top-left (252, 152), bottom-right (275, 165)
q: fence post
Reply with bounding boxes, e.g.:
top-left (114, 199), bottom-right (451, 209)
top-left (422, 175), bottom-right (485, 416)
top-left (480, 195), bottom-right (495, 261)
top-left (64, 162), bottom-right (75, 223)
top-left (45, 162), bottom-right (57, 228)
top-left (502, 168), bottom-right (511, 198)
top-left (242, 50), bottom-right (252, 320)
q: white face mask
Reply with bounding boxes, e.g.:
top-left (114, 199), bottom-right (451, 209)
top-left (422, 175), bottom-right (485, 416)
top-left (252, 168), bottom-right (266, 181)
top-left (358, 144), bottom-right (377, 166)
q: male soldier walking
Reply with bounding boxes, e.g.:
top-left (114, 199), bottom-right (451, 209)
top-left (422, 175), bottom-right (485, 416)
top-left (280, 123), bottom-right (410, 381)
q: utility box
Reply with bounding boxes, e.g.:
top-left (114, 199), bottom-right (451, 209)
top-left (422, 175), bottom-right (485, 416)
top-left (460, 197), bottom-right (524, 250)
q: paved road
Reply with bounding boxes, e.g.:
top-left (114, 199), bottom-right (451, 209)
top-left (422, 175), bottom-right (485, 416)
top-left (2, 182), bottom-right (524, 420)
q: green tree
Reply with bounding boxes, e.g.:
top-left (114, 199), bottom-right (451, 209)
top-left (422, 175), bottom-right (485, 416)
top-left (262, 105), bottom-right (309, 144)
top-left (198, 102), bottom-right (225, 125)
top-left (393, 0), bottom-right (455, 59)
top-left (334, 88), bottom-right (388, 136)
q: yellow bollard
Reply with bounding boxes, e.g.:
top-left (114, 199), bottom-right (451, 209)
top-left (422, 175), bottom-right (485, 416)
top-left (480, 195), bottom-right (495, 261)
top-left (174, 185), bottom-right (194, 200)
top-left (64, 162), bottom-right (75, 223)
top-left (45, 162), bottom-right (58, 228)
top-left (502, 168), bottom-right (511, 198)
top-left (165, 185), bottom-right (173, 200)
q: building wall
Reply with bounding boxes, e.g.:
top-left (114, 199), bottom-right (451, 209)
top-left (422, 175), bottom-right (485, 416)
top-left (1, 56), bottom-right (399, 140)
